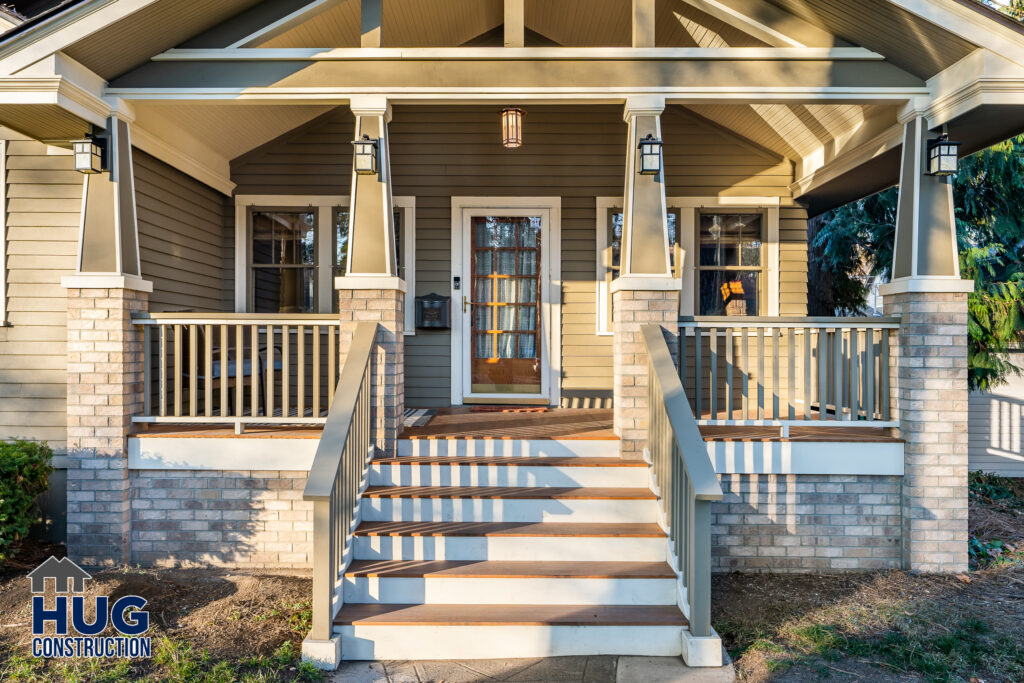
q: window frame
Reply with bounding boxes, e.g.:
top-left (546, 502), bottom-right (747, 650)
top-left (596, 196), bottom-right (780, 336)
top-left (234, 194), bottom-right (416, 334)
top-left (247, 205), bottom-right (320, 314)
top-left (695, 208), bottom-right (769, 318)
top-left (0, 139), bottom-right (6, 326)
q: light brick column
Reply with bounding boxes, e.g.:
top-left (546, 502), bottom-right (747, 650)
top-left (337, 285), bottom-right (405, 457)
top-left (62, 279), bottom-right (151, 567)
top-left (882, 289), bottom-right (970, 572)
top-left (612, 286), bottom-right (680, 460)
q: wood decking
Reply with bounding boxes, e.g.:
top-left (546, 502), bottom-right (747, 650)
top-left (401, 408), bottom-right (617, 440)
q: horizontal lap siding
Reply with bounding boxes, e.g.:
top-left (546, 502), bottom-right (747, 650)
top-left (969, 364), bottom-right (1024, 477)
top-left (231, 105), bottom-right (805, 406)
top-left (0, 139), bottom-right (81, 449)
top-left (134, 151), bottom-right (231, 312)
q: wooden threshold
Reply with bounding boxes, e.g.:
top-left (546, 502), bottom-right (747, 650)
top-left (375, 456), bottom-right (645, 467)
top-left (363, 485), bottom-right (656, 500)
top-left (402, 407), bottom-right (615, 440)
top-left (354, 521), bottom-right (667, 538)
top-left (345, 559), bottom-right (676, 579)
top-left (333, 603), bottom-right (687, 627)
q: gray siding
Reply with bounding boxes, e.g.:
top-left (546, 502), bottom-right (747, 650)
top-left (0, 138), bottom-right (81, 449)
top-left (135, 150), bottom-right (232, 312)
top-left (231, 105), bottom-right (806, 407)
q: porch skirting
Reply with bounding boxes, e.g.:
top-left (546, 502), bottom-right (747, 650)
top-left (129, 469), bottom-right (312, 568)
top-left (711, 473), bottom-right (903, 572)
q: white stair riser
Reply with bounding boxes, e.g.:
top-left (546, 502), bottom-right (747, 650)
top-left (337, 624), bottom-right (683, 660)
top-left (353, 535), bottom-right (668, 562)
top-left (343, 576), bottom-right (676, 605)
top-left (398, 439), bottom-right (620, 459)
top-left (361, 498), bottom-right (658, 523)
top-left (369, 464), bottom-right (648, 488)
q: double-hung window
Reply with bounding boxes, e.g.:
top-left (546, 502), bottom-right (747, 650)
top-left (696, 211), bottom-right (765, 316)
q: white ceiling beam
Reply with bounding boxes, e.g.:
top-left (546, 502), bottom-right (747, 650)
top-left (504, 0), bottom-right (524, 48)
top-left (227, 0), bottom-right (351, 49)
top-left (361, 0), bottom-right (381, 48)
top-left (675, 0), bottom-right (836, 48)
top-left (634, 0), bottom-right (657, 48)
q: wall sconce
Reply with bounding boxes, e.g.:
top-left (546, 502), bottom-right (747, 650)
top-left (501, 107), bottom-right (525, 148)
top-left (926, 134), bottom-right (961, 176)
top-left (71, 135), bottom-right (105, 174)
top-left (638, 133), bottom-right (663, 175)
top-left (352, 135), bottom-right (379, 175)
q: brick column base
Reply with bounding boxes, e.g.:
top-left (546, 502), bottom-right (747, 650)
top-left (612, 287), bottom-right (680, 460)
top-left (338, 286), bottom-right (405, 457)
top-left (883, 288), bottom-right (970, 573)
top-left (64, 284), bottom-right (149, 567)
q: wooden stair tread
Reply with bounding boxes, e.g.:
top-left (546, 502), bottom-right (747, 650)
top-left (345, 559), bottom-right (676, 578)
top-left (354, 521), bottom-right (667, 538)
top-left (377, 456), bottom-right (644, 467)
top-left (363, 486), bottom-right (656, 500)
top-left (333, 603), bottom-right (687, 626)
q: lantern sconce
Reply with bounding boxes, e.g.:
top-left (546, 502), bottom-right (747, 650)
top-left (352, 134), bottom-right (379, 176)
top-left (71, 134), bottom-right (106, 174)
top-left (501, 107), bottom-right (525, 149)
top-left (638, 133), bottom-right (663, 175)
top-left (926, 134), bottom-right (961, 176)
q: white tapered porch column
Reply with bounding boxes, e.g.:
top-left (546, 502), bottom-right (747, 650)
top-left (612, 96), bottom-right (681, 460)
top-left (879, 112), bottom-right (974, 573)
top-left (336, 95), bottom-right (405, 457)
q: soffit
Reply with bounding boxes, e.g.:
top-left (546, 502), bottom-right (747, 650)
top-left (131, 101), bottom-right (333, 161)
top-left (61, 0), bottom-right (261, 80)
top-left (656, 0), bottom-right (769, 47)
top-left (258, 0), bottom-right (503, 48)
top-left (764, 0), bottom-right (978, 79)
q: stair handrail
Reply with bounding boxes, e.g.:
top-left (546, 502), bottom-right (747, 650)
top-left (641, 324), bottom-right (723, 638)
top-left (303, 321), bottom-right (378, 644)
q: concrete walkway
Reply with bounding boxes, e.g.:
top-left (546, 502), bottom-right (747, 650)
top-left (331, 654), bottom-right (735, 682)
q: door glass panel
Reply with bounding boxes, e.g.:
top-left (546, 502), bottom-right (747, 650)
top-left (470, 216), bottom-right (543, 395)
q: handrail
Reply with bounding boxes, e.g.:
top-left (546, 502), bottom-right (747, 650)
top-left (134, 312), bottom-right (340, 324)
top-left (303, 322), bottom-right (378, 643)
top-left (641, 324), bottom-right (722, 638)
top-left (680, 315), bottom-right (900, 329)
top-left (643, 325), bottom-right (723, 501)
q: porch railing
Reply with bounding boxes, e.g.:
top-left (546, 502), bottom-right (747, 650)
top-left (642, 324), bottom-right (723, 638)
top-left (132, 313), bottom-right (341, 430)
top-left (678, 316), bottom-right (900, 430)
top-left (303, 322), bottom-right (377, 643)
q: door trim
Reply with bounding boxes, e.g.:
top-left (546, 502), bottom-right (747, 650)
top-left (450, 197), bottom-right (561, 407)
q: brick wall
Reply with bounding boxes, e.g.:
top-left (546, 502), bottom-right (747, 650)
top-left (711, 474), bottom-right (903, 572)
top-left (129, 470), bottom-right (312, 568)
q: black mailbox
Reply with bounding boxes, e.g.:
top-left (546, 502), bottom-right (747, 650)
top-left (415, 293), bottom-right (451, 329)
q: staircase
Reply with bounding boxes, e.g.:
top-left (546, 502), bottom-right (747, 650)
top-left (332, 436), bottom-right (690, 660)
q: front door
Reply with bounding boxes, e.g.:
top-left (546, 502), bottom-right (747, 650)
top-left (457, 208), bottom-right (554, 403)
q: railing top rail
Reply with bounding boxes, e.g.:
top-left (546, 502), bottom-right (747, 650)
top-left (641, 324), bottom-right (723, 502)
top-left (303, 322), bottom-right (377, 502)
top-left (133, 312), bottom-right (341, 324)
top-left (679, 315), bottom-right (900, 328)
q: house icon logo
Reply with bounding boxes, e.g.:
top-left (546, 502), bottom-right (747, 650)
top-left (27, 556), bottom-right (91, 594)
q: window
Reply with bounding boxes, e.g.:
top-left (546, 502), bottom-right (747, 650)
top-left (235, 195), bottom-right (415, 331)
top-left (250, 209), bottom-right (317, 314)
top-left (697, 212), bottom-right (764, 316)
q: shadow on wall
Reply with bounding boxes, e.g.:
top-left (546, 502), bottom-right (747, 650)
top-left (129, 470), bottom-right (312, 569)
top-left (970, 370), bottom-right (1024, 477)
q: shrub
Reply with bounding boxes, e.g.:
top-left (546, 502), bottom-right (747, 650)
top-left (0, 440), bottom-right (54, 561)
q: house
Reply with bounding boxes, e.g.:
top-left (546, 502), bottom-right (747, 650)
top-left (0, 0), bottom-right (1021, 670)
top-left (27, 556), bottom-right (91, 594)
top-left (969, 347), bottom-right (1024, 477)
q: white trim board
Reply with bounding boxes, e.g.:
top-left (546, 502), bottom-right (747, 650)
top-left (706, 440), bottom-right (905, 475)
top-left (450, 197), bottom-right (562, 407)
top-left (128, 436), bottom-right (317, 470)
top-left (596, 195), bottom-right (781, 335)
top-left (0, 139), bottom-right (6, 325)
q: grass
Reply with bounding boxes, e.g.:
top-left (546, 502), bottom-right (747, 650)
top-left (0, 639), bottom-right (324, 683)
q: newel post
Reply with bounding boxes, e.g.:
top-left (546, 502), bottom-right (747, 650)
top-left (62, 103), bottom-right (153, 567)
top-left (879, 112), bottom-right (973, 573)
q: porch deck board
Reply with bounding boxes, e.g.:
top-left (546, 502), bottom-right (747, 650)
top-left (353, 521), bottom-right (667, 538)
top-left (699, 425), bottom-right (902, 442)
top-left (332, 603), bottom-right (688, 627)
top-left (345, 559), bottom-right (676, 578)
top-left (400, 407), bottom-right (617, 440)
top-left (363, 485), bottom-right (657, 500)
